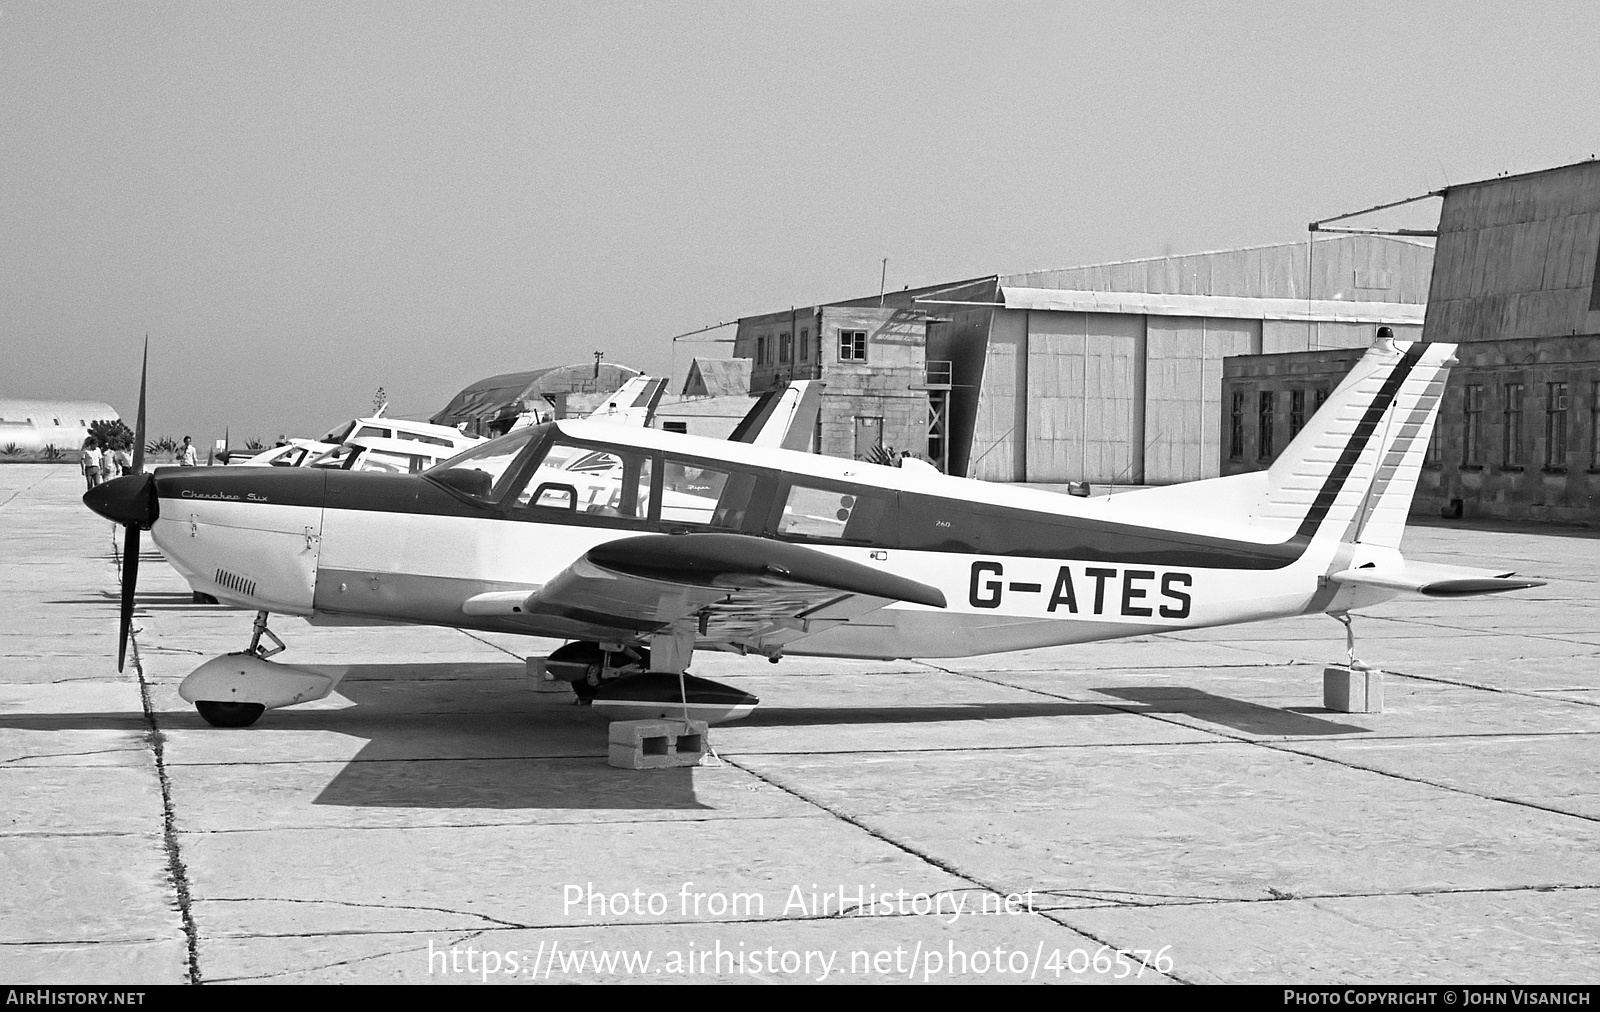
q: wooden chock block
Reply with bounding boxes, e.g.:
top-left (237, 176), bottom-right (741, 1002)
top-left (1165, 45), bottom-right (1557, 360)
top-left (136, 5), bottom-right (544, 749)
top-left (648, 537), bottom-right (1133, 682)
top-left (1324, 665), bottom-right (1384, 714)
top-left (525, 656), bottom-right (572, 693)
top-left (608, 719), bottom-right (709, 769)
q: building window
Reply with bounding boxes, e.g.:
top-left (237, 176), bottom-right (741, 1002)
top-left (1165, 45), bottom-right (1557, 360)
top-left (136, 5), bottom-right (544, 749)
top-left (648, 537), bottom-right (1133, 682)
top-left (799, 327), bottom-right (809, 362)
top-left (1545, 382), bottom-right (1569, 470)
top-left (1592, 381), bottom-right (1600, 471)
top-left (1289, 389), bottom-right (1306, 437)
top-left (1257, 391), bottom-right (1275, 460)
top-left (1229, 392), bottom-right (1244, 459)
top-left (839, 329), bottom-right (867, 362)
top-left (1314, 387), bottom-right (1329, 412)
top-left (756, 336), bottom-right (767, 366)
top-left (1502, 382), bottom-right (1525, 467)
top-left (1425, 423), bottom-right (1441, 468)
top-left (779, 331), bottom-right (792, 364)
top-left (1463, 384), bottom-right (1483, 466)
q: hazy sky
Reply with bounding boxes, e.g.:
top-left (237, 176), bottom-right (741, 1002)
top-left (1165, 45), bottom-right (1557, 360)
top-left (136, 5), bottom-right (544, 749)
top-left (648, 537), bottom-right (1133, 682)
top-left (5, 1), bottom-right (1598, 444)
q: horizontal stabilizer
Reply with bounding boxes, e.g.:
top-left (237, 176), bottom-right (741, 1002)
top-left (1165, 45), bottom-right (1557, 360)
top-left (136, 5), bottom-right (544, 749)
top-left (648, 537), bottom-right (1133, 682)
top-left (1331, 562), bottom-right (1545, 598)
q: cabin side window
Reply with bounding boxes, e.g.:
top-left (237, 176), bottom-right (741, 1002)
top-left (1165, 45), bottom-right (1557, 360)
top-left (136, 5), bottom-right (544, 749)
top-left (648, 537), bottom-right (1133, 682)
top-left (512, 439), bottom-right (656, 519)
top-left (659, 456), bottom-right (763, 530)
top-left (773, 480), bottom-right (894, 544)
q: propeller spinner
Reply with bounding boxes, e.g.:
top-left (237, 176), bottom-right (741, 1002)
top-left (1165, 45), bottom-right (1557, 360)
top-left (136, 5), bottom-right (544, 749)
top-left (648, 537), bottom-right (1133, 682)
top-left (82, 338), bottom-right (153, 671)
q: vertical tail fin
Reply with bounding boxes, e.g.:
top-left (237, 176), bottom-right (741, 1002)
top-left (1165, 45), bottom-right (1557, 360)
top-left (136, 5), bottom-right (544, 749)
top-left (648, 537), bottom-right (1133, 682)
top-left (729, 380), bottom-right (824, 451)
top-left (1255, 337), bottom-right (1454, 550)
top-left (587, 376), bottom-right (668, 427)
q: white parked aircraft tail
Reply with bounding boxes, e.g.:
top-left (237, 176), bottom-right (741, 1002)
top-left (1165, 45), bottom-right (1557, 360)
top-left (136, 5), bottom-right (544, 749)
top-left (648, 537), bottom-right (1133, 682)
top-left (587, 376), bottom-right (668, 427)
top-left (729, 380), bottom-right (823, 452)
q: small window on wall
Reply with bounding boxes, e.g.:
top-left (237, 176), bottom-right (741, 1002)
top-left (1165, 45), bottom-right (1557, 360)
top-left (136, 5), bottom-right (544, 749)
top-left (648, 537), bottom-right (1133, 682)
top-left (799, 327), bottom-right (810, 361)
top-left (756, 336), bottom-right (768, 365)
top-left (839, 329), bottom-right (867, 362)
top-left (1592, 381), bottom-right (1600, 471)
top-left (1257, 391), bottom-right (1275, 460)
top-left (1503, 382), bottom-right (1525, 467)
top-left (779, 332), bottom-right (792, 364)
top-left (1545, 382), bottom-right (1569, 470)
top-left (1229, 392), bottom-right (1245, 460)
top-left (1289, 389), bottom-right (1306, 437)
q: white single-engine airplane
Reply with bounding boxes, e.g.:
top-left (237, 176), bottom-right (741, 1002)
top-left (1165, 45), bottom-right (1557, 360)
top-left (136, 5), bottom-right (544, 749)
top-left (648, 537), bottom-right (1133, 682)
top-left (87, 334), bottom-right (1541, 727)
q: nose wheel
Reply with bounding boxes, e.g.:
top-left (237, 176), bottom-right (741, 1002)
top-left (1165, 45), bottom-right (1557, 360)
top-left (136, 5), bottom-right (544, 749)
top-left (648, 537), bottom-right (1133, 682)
top-left (195, 700), bottom-right (265, 728)
top-left (193, 612), bottom-right (283, 727)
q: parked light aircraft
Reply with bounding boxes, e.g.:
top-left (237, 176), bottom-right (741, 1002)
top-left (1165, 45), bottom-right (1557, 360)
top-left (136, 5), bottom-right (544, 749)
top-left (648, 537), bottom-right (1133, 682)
top-left (85, 336), bottom-right (1542, 727)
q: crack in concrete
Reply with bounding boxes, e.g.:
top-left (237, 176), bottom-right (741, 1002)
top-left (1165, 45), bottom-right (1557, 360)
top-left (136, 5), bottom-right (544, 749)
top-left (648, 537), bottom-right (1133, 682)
top-left (0, 746), bottom-right (147, 766)
top-left (116, 541), bottom-right (203, 986)
top-left (718, 754), bottom-right (1191, 985)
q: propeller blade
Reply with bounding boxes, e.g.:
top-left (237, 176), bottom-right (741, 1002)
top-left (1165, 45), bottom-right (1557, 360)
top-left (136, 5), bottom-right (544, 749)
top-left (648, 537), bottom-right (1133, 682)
top-left (118, 525), bottom-right (140, 672)
top-left (131, 337), bottom-right (148, 475)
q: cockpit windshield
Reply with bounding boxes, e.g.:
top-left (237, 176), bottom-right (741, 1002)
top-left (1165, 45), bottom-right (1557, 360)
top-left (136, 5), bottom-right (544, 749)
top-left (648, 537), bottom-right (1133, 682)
top-left (424, 425), bottom-right (546, 501)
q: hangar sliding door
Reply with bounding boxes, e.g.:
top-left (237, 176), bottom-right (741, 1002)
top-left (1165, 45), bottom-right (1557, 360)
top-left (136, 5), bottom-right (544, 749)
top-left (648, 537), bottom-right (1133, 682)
top-left (1025, 312), bottom-right (1145, 483)
top-left (1144, 317), bottom-right (1259, 483)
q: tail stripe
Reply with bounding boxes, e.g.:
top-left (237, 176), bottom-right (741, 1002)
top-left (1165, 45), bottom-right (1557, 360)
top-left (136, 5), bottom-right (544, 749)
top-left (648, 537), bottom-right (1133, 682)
top-left (1292, 343), bottom-right (1425, 541)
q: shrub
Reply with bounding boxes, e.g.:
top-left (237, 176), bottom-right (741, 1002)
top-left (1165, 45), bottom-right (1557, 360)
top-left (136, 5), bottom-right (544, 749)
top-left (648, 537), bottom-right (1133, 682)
top-left (245, 437), bottom-right (266, 451)
top-left (1, 443), bottom-right (19, 456)
top-left (89, 419), bottom-right (135, 452)
top-left (42, 444), bottom-right (63, 460)
top-left (146, 436), bottom-right (180, 456)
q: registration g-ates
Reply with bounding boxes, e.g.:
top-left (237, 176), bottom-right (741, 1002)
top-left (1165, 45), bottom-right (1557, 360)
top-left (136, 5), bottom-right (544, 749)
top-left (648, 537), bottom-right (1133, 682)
top-left (969, 561), bottom-right (1192, 618)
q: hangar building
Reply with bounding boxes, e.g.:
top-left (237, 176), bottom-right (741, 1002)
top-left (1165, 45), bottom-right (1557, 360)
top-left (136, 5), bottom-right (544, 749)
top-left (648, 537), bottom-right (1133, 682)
top-left (732, 234), bottom-right (1432, 481)
top-left (0, 399), bottom-right (120, 455)
top-left (1224, 160), bottom-right (1600, 524)
top-left (432, 362), bottom-right (641, 436)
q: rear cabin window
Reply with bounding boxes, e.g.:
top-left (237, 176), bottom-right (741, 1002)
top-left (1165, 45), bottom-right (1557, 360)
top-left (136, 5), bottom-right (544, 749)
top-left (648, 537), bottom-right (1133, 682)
top-left (774, 480), bottom-right (893, 544)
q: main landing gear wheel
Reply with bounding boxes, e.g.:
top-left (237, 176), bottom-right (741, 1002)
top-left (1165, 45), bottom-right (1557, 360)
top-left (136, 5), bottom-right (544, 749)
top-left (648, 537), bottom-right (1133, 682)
top-left (195, 700), bottom-right (265, 728)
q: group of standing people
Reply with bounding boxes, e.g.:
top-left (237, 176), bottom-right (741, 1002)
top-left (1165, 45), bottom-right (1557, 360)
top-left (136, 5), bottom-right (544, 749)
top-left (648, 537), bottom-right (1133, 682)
top-left (82, 436), bottom-right (200, 489)
top-left (80, 439), bottom-right (135, 490)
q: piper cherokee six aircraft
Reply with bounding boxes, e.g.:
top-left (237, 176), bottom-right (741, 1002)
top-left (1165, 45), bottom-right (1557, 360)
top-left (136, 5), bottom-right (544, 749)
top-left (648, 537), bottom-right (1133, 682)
top-left (86, 335), bottom-right (1542, 727)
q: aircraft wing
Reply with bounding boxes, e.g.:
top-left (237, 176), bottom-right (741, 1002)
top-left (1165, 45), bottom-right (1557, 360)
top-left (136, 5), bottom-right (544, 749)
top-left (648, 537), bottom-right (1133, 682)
top-left (1330, 561), bottom-right (1545, 597)
top-left (464, 533), bottom-right (945, 651)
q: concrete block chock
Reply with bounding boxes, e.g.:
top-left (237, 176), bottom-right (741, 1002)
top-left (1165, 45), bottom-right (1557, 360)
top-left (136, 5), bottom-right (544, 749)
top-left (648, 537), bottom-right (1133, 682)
top-left (1324, 665), bottom-right (1384, 714)
top-left (608, 719), bottom-right (709, 769)
top-left (525, 656), bottom-right (574, 693)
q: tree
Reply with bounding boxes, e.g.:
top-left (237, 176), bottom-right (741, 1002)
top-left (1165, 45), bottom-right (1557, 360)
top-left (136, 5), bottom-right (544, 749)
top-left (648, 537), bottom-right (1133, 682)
top-left (89, 418), bottom-right (134, 451)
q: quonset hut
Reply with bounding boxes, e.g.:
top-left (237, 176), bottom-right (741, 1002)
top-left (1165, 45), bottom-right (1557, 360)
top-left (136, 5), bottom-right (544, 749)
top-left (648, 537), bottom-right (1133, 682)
top-left (431, 363), bottom-right (641, 437)
top-left (0, 399), bottom-right (119, 455)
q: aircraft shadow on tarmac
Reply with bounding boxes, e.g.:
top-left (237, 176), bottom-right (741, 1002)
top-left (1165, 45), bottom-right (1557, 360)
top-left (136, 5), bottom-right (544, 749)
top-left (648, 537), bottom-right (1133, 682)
top-left (1092, 686), bottom-right (1372, 736)
top-left (0, 664), bottom-right (1368, 811)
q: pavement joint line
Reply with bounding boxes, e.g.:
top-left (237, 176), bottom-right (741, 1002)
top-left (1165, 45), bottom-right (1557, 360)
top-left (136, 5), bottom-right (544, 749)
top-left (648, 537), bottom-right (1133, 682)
top-left (0, 747), bottom-right (149, 765)
top-left (1384, 669), bottom-right (1600, 709)
top-left (174, 814), bottom-right (843, 837)
top-left (1032, 881), bottom-right (1600, 910)
top-left (0, 467), bottom-right (61, 511)
top-left (1361, 612), bottom-right (1600, 649)
top-left (921, 661), bottom-right (1600, 825)
top-left (115, 536), bottom-right (204, 986)
top-left (721, 753), bottom-right (1191, 985)
top-left (200, 895), bottom-right (529, 929)
top-left (704, 726), bottom-right (1600, 759)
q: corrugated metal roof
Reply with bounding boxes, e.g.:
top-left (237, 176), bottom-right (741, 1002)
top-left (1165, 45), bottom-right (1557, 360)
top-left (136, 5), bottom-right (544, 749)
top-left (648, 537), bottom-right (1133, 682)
top-left (999, 288), bottom-right (1426, 324)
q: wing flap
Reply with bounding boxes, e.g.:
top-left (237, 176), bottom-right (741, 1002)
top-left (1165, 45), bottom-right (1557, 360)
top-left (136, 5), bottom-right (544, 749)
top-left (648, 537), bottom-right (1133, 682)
top-left (1331, 561), bottom-right (1545, 597)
